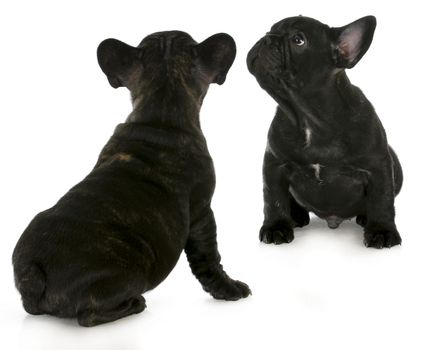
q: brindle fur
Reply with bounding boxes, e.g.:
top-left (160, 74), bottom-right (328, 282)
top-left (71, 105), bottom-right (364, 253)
top-left (13, 31), bottom-right (250, 327)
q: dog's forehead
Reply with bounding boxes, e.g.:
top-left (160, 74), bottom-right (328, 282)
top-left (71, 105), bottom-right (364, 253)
top-left (138, 30), bottom-right (196, 48)
top-left (270, 16), bottom-right (327, 33)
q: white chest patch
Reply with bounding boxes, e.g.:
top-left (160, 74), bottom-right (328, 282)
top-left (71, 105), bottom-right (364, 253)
top-left (305, 128), bottom-right (311, 147)
top-left (311, 163), bottom-right (323, 181)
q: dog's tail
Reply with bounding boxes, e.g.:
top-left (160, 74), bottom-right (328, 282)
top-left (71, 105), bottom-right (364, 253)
top-left (13, 263), bottom-right (46, 315)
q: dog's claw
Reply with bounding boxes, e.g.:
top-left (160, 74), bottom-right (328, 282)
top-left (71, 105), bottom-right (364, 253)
top-left (259, 221), bottom-right (294, 245)
top-left (364, 225), bottom-right (402, 249)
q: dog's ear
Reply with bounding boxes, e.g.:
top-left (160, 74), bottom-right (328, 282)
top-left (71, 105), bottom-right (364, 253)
top-left (331, 16), bottom-right (376, 69)
top-left (97, 39), bottom-right (142, 89)
top-left (195, 33), bottom-right (236, 85)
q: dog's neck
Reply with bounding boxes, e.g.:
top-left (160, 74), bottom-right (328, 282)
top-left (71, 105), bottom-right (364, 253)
top-left (126, 84), bottom-right (204, 133)
top-left (277, 70), bottom-right (364, 129)
top-left (303, 71), bottom-right (356, 110)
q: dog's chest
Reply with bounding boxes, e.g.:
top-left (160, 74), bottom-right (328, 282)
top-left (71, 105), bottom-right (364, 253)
top-left (292, 125), bottom-right (358, 183)
top-left (283, 123), bottom-right (347, 164)
top-left (284, 125), bottom-right (370, 210)
top-left (302, 127), bottom-right (349, 178)
top-left (286, 126), bottom-right (368, 216)
top-left (270, 113), bottom-right (366, 183)
top-left (303, 127), bottom-right (344, 157)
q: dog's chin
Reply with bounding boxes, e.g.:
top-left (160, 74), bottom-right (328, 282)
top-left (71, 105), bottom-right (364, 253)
top-left (253, 66), bottom-right (297, 94)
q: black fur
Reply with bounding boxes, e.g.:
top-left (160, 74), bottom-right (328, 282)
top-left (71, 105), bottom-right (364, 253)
top-left (13, 31), bottom-right (250, 327)
top-left (247, 16), bottom-right (403, 248)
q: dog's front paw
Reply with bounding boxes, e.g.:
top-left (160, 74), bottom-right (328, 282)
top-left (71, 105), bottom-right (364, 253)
top-left (210, 279), bottom-right (251, 301)
top-left (364, 224), bottom-right (402, 249)
top-left (259, 221), bottom-right (294, 244)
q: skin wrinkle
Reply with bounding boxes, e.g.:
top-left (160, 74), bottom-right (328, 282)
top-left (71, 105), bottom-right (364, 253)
top-left (12, 30), bottom-right (250, 326)
top-left (248, 16), bottom-right (402, 248)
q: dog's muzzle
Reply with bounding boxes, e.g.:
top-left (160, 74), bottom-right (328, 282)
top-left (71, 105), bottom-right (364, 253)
top-left (248, 32), bottom-right (291, 76)
top-left (266, 32), bottom-right (291, 72)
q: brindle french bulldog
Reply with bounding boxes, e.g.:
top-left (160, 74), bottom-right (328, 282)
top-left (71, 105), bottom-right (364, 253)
top-left (247, 16), bottom-right (403, 248)
top-left (13, 31), bottom-right (250, 327)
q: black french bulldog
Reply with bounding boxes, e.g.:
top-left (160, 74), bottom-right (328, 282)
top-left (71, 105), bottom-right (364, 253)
top-left (247, 16), bottom-right (403, 248)
top-left (12, 31), bottom-right (250, 327)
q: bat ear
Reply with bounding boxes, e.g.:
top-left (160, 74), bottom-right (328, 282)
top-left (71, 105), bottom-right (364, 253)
top-left (331, 16), bottom-right (376, 69)
top-left (195, 33), bottom-right (237, 85)
top-left (97, 38), bottom-right (142, 89)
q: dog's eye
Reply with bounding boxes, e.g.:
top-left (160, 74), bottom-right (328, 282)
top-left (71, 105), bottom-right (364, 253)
top-left (292, 34), bottom-right (305, 46)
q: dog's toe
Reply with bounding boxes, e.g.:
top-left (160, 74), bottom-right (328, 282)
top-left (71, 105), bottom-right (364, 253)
top-left (364, 225), bottom-right (402, 249)
top-left (211, 279), bottom-right (251, 301)
top-left (259, 221), bottom-right (294, 245)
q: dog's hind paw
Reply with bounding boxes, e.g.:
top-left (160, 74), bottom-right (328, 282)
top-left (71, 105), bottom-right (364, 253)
top-left (77, 296), bottom-right (146, 327)
top-left (290, 198), bottom-right (310, 228)
top-left (364, 225), bottom-right (402, 249)
top-left (259, 221), bottom-right (294, 244)
top-left (291, 208), bottom-right (310, 228)
top-left (356, 215), bottom-right (367, 227)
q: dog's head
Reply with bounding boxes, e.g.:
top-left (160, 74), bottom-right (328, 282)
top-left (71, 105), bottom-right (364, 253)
top-left (97, 31), bottom-right (236, 108)
top-left (247, 16), bottom-right (376, 94)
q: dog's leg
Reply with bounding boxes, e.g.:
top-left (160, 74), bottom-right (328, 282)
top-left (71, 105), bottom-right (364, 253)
top-left (13, 264), bottom-right (46, 315)
top-left (76, 276), bottom-right (146, 327)
top-left (389, 146), bottom-right (403, 195)
top-left (363, 157), bottom-right (402, 248)
top-left (185, 208), bottom-right (251, 301)
top-left (356, 215), bottom-right (367, 227)
top-left (289, 192), bottom-right (310, 228)
top-left (259, 151), bottom-right (304, 244)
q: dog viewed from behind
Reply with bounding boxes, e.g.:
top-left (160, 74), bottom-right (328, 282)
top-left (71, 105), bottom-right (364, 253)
top-left (13, 30), bottom-right (251, 327)
top-left (247, 16), bottom-right (403, 248)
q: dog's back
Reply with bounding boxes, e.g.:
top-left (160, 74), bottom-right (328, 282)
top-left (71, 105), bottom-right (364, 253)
top-left (13, 30), bottom-right (250, 326)
top-left (13, 121), bottom-right (213, 314)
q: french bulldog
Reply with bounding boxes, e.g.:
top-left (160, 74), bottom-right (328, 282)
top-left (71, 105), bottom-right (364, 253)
top-left (247, 16), bottom-right (403, 248)
top-left (13, 30), bottom-right (250, 327)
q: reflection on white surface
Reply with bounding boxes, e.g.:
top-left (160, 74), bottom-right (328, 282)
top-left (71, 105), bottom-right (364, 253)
top-left (1, 1), bottom-right (421, 349)
top-left (19, 312), bottom-right (145, 350)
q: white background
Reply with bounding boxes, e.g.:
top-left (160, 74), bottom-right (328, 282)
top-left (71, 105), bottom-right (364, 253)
top-left (1, 0), bottom-right (421, 349)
